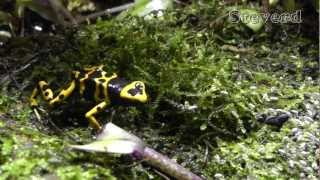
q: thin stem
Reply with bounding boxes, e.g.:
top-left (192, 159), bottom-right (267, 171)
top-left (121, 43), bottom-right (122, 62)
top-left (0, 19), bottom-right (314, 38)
top-left (76, 3), bottom-right (134, 24)
top-left (47, 0), bottom-right (77, 26)
top-left (143, 147), bottom-right (203, 180)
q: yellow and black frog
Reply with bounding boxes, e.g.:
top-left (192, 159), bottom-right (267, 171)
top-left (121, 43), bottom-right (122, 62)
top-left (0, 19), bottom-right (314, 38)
top-left (30, 65), bottom-right (148, 131)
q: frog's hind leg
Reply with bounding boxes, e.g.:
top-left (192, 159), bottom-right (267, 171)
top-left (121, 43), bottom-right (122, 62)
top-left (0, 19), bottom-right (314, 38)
top-left (30, 79), bottom-right (77, 122)
top-left (36, 80), bottom-right (76, 106)
top-left (85, 101), bottom-right (109, 131)
top-left (48, 80), bottom-right (77, 106)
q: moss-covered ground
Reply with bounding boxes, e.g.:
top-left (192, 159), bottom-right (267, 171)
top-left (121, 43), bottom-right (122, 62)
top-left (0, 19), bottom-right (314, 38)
top-left (0, 2), bottom-right (319, 179)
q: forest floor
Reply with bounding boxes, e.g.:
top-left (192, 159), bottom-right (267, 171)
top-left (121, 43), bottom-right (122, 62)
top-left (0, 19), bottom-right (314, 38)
top-left (0, 2), bottom-right (319, 179)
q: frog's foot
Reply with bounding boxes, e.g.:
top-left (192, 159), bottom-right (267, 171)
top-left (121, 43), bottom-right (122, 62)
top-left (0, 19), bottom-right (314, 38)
top-left (85, 101), bottom-right (109, 131)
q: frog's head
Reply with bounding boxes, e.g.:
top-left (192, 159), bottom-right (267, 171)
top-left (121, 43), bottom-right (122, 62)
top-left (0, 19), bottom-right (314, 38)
top-left (120, 81), bottom-right (147, 103)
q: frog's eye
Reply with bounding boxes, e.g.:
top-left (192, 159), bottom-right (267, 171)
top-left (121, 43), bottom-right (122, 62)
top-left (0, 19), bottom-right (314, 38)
top-left (127, 82), bottom-right (144, 96)
top-left (135, 82), bottom-right (143, 89)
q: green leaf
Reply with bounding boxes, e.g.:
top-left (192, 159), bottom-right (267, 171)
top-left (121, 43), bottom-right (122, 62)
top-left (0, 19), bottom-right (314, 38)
top-left (70, 123), bottom-right (145, 154)
top-left (128, 0), bottom-right (173, 17)
top-left (25, 1), bottom-right (59, 22)
top-left (269, 0), bottom-right (279, 7)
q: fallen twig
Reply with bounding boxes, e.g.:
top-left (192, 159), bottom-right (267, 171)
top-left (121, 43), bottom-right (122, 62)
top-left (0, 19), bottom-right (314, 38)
top-left (0, 51), bottom-right (46, 87)
top-left (76, 3), bottom-right (134, 24)
top-left (221, 44), bottom-right (254, 53)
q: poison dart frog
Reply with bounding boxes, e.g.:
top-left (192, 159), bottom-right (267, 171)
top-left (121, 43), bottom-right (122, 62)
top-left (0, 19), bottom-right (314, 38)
top-left (30, 65), bottom-right (148, 131)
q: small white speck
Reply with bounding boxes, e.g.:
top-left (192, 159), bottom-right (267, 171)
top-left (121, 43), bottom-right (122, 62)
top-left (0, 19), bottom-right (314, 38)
top-left (306, 77), bottom-right (312, 81)
top-left (289, 160), bottom-right (295, 168)
top-left (250, 86), bottom-right (257, 90)
top-left (270, 96), bottom-right (279, 101)
top-left (34, 25), bottom-right (43, 32)
top-left (214, 173), bottom-right (224, 178)
top-left (220, 90), bottom-right (228, 95)
top-left (0, 31), bottom-right (11, 38)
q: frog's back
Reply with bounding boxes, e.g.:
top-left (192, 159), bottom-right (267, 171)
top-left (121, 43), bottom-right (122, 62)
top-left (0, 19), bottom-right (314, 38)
top-left (75, 68), bottom-right (117, 103)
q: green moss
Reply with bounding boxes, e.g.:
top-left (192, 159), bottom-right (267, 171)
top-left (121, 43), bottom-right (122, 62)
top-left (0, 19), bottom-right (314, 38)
top-left (0, 93), bottom-right (18, 113)
top-left (56, 165), bottom-right (115, 180)
top-left (0, 103), bottom-right (116, 179)
top-left (0, 1), bottom-right (318, 179)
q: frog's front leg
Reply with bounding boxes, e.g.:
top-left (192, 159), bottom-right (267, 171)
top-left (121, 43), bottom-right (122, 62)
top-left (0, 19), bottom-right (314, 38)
top-left (30, 86), bottom-right (40, 107)
top-left (85, 101), bottom-right (109, 131)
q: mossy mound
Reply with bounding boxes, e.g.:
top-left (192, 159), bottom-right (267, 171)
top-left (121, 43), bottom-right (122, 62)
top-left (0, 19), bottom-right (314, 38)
top-left (0, 1), bottom-right (319, 179)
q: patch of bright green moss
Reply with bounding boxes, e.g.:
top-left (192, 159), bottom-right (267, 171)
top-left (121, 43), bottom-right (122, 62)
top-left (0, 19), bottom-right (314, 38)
top-left (0, 104), bottom-right (116, 179)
